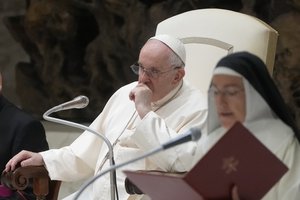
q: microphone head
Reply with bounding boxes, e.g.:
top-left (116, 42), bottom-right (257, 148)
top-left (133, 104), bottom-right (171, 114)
top-left (59, 95), bottom-right (90, 111)
top-left (72, 95), bottom-right (89, 109)
top-left (43, 95), bottom-right (90, 117)
top-left (190, 127), bottom-right (202, 142)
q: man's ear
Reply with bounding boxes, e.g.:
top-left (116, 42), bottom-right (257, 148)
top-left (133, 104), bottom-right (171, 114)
top-left (173, 68), bottom-right (185, 84)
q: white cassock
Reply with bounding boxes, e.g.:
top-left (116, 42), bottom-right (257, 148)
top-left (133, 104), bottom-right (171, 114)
top-left (40, 80), bottom-right (208, 200)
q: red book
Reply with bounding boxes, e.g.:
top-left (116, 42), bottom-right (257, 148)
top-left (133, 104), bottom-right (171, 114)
top-left (124, 122), bottom-right (288, 200)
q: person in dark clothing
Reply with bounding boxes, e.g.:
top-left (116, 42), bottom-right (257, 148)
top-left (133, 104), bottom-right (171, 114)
top-left (0, 70), bottom-right (49, 200)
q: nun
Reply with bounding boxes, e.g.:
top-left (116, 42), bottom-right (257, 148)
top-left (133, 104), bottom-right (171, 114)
top-left (195, 51), bottom-right (300, 199)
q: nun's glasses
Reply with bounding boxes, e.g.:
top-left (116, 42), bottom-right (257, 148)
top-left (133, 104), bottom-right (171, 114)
top-left (209, 86), bottom-right (244, 98)
top-left (130, 63), bottom-right (181, 79)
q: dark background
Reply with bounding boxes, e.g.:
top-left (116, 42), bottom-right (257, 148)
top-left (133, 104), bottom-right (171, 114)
top-left (0, 0), bottom-right (299, 127)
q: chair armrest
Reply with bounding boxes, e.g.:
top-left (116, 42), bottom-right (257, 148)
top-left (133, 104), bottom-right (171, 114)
top-left (1, 166), bottom-right (61, 200)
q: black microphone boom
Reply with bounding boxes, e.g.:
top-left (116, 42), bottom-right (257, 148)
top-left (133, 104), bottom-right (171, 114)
top-left (162, 127), bottom-right (201, 150)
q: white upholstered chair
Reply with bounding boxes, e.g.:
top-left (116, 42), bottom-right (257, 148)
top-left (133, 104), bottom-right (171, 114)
top-left (155, 8), bottom-right (278, 93)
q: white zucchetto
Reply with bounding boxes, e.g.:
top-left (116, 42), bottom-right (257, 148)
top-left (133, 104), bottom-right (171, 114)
top-left (149, 34), bottom-right (186, 65)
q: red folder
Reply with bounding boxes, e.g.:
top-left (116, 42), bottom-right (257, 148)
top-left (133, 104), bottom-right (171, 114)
top-left (124, 122), bottom-right (288, 200)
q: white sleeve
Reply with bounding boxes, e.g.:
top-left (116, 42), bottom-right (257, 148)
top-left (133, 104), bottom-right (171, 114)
top-left (131, 109), bottom-right (207, 172)
top-left (41, 146), bottom-right (94, 181)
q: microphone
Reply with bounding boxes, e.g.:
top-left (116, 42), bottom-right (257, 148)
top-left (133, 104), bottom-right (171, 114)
top-left (48, 95), bottom-right (89, 112)
top-left (42, 96), bottom-right (117, 200)
top-left (74, 127), bottom-right (202, 200)
top-left (162, 127), bottom-right (201, 150)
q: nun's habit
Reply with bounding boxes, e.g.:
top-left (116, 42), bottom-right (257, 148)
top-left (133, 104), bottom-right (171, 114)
top-left (195, 52), bottom-right (300, 199)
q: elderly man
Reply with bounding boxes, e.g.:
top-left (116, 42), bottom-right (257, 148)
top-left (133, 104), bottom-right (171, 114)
top-left (5, 34), bottom-right (208, 200)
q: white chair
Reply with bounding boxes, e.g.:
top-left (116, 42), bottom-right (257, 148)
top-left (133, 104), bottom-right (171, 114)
top-left (155, 8), bottom-right (278, 93)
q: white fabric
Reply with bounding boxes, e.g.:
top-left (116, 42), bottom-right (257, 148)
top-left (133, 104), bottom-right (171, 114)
top-left (41, 80), bottom-right (207, 200)
top-left (212, 67), bottom-right (242, 77)
top-left (150, 34), bottom-right (186, 65)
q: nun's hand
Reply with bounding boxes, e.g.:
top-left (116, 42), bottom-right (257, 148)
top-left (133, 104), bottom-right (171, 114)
top-left (199, 186), bottom-right (240, 200)
top-left (231, 185), bottom-right (240, 200)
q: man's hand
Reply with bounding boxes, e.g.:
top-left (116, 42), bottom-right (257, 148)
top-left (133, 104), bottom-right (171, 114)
top-left (5, 150), bottom-right (44, 172)
top-left (129, 83), bottom-right (152, 118)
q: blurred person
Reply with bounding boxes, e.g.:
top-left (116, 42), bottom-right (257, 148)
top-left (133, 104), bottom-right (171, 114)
top-left (195, 52), bottom-right (300, 199)
top-left (5, 34), bottom-right (208, 200)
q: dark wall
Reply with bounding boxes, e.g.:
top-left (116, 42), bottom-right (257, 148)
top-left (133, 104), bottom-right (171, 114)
top-left (0, 0), bottom-right (299, 127)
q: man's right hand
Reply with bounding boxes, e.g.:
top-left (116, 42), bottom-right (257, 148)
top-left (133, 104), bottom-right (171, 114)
top-left (129, 83), bottom-right (153, 118)
top-left (5, 150), bottom-right (44, 172)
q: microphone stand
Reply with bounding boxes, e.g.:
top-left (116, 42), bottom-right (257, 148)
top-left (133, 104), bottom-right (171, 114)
top-left (73, 127), bottom-right (201, 200)
top-left (43, 103), bottom-right (117, 200)
top-left (74, 145), bottom-right (163, 200)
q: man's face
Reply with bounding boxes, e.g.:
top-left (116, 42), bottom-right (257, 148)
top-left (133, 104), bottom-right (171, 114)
top-left (137, 40), bottom-right (184, 102)
top-left (211, 74), bottom-right (246, 129)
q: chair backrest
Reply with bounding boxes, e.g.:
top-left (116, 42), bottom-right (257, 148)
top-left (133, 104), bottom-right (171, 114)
top-left (155, 8), bottom-right (278, 93)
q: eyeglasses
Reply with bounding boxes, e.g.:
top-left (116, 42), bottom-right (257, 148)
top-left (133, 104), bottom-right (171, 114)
top-left (209, 86), bottom-right (244, 98)
top-left (130, 63), bottom-right (180, 79)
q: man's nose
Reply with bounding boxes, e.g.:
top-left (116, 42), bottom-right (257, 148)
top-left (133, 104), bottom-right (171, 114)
top-left (139, 71), bottom-right (150, 83)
